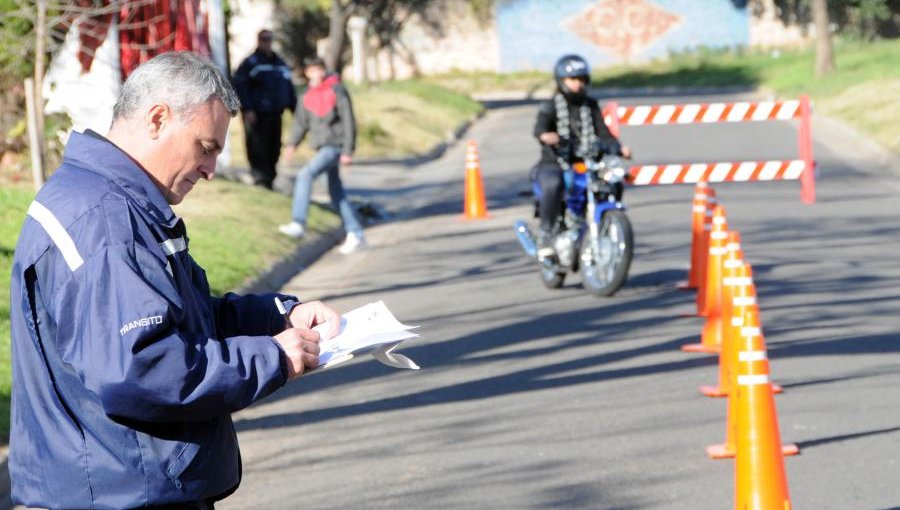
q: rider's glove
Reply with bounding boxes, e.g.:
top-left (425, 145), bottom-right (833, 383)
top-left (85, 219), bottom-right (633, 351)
top-left (591, 140), bottom-right (622, 159)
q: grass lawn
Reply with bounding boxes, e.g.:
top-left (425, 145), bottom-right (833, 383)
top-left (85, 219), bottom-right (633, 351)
top-left (0, 187), bottom-right (34, 444)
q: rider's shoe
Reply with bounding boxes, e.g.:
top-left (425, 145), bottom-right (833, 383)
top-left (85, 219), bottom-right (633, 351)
top-left (537, 231), bottom-right (555, 259)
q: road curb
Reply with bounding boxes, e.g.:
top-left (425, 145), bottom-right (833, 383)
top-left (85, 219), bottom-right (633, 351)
top-left (235, 226), bottom-right (347, 295)
top-left (812, 111), bottom-right (900, 178)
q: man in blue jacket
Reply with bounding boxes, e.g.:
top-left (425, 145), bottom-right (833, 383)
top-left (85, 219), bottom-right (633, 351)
top-left (232, 29), bottom-right (297, 189)
top-left (9, 51), bottom-right (338, 509)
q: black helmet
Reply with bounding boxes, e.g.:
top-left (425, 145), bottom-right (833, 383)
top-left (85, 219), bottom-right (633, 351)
top-left (553, 54), bottom-right (591, 97)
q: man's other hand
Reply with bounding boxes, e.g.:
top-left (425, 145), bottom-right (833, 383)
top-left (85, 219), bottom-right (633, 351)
top-left (340, 153), bottom-right (353, 166)
top-left (274, 328), bottom-right (320, 379)
top-left (289, 300), bottom-right (341, 339)
top-left (282, 145), bottom-right (296, 162)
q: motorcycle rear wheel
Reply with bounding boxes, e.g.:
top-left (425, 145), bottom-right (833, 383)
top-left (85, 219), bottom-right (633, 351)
top-left (540, 258), bottom-right (566, 289)
top-left (581, 210), bottom-right (633, 297)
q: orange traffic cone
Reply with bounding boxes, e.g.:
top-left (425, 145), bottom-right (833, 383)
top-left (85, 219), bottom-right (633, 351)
top-left (463, 140), bottom-right (489, 219)
top-left (734, 307), bottom-right (797, 509)
top-left (696, 190), bottom-right (716, 304)
top-left (678, 181), bottom-right (709, 290)
top-left (682, 204), bottom-right (727, 353)
top-left (702, 251), bottom-right (784, 399)
top-left (700, 231), bottom-right (744, 397)
top-left (708, 268), bottom-right (794, 460)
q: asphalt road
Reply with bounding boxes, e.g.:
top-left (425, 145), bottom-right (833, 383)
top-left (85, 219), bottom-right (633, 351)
top-left (220, 94), bottom-right (900, 510)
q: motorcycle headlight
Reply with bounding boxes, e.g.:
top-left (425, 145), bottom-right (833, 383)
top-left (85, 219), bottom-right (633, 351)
top-left (603, 164), bottom-right (626, 183)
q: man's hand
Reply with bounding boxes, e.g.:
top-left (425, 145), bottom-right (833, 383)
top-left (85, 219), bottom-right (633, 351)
top-left (539, 132), bottom-right (560, 146)
top-left (282, 145), bottom-right (296, 162)
top-left (340, 153), bottom-right (353, 166)
top-left (620, 145), bottom-right (633, 159)
top-left (289, 300), bottom-right (341, 339)
top-left (273, 328), bottom-right (320, 380)
top-left (243, 110), bottom-right (257, 126)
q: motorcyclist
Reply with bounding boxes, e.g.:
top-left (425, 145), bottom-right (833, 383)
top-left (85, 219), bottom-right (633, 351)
top-left (532, 54), bottom-right (631, 258)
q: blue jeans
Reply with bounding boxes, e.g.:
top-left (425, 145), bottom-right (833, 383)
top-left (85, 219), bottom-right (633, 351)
top-left (291, 145), bottom-right (363, 236)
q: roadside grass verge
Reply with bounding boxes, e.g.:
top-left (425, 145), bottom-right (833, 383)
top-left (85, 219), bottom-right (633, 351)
top-left (0, 180), bottom-right (339, 443)
top-left (420, 69), bottom-right (552, 97)
top-left (350, 80), bottom-right (483, 158)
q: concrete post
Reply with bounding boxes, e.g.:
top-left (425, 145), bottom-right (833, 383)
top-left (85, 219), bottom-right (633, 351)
top-left (347, 16), bottom-right (368, 84)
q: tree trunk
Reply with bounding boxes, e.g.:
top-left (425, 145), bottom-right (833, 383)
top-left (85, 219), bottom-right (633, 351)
top-left (25, 78), bottom-right (45, 190)
top-left (811, 0), bottom-right (835, 76)
top-left (33, 0), bottom-right (47, 184)
top-left (325, 0), bottom-right (353, 73)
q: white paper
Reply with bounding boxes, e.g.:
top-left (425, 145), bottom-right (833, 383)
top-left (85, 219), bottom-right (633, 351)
top-left (305, 301), bottom-right (420, 375)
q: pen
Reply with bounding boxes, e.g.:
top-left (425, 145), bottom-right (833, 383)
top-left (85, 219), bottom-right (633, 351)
top-left (274, 297), bottom-right (294, 328)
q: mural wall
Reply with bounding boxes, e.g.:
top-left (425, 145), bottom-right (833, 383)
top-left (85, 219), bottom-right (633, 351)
top-left (496, 0), bottom-right (749, 72)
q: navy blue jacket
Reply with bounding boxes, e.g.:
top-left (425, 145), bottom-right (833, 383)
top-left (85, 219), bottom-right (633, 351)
top-left (232, 50), bottom-right (297, 114)
top-left (9, 131), bottom-right (295, 509)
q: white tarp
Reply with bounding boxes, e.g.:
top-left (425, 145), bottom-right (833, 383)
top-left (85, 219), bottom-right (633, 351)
top-left (43, 18), bottom-right (121, 135)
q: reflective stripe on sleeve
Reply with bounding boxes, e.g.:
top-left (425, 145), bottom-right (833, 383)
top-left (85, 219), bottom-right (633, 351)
top-left (27, 201), bottom-right (84, 271)
top-left (159, 237), bottom-right (187, 256)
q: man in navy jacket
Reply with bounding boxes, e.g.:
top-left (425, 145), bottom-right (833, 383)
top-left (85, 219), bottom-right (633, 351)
top-left (9, 51), bottom-right (338, 509)
top-left (232, 29), bottom-right (297, 189)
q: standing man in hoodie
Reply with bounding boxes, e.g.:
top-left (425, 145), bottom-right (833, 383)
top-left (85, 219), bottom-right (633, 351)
top-left (278, 56), bottom-right (366, 255)
top-left (233, 29), bottom-right (297, 189)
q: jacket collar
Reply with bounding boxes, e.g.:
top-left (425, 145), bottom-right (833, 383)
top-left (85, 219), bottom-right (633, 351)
top-left (64, 130), bottom-right (178, 228)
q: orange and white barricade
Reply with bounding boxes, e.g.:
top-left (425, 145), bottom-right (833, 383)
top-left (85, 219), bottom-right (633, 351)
top-left (603, 97), bottom-right (816, 203)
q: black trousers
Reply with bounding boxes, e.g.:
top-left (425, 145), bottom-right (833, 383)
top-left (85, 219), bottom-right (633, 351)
top-left (532, 162), bottom-right (564, 233)
top-left (244, 111), bottom-right (283, 189)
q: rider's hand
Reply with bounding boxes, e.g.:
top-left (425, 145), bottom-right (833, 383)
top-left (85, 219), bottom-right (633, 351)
top-left (539, 132), bottom-right (560, 146)
top-left (620, 145), bottom-right (632, 159)
top-left (282, 145), bottom-right (296, 162)
top-left (340, 153), bottom-right (353, 166)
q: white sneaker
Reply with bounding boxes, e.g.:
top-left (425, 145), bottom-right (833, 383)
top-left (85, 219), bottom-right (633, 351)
top-left (339, 232), bottom-right (367, 254)
top-left (278, 221), bottom-right (305, 238)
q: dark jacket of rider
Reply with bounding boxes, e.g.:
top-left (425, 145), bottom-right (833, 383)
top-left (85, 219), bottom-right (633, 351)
top-left (533, 94), bottom-right (621, 167)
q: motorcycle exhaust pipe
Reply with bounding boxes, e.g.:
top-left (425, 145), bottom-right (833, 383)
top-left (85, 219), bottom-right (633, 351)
top-left (514, 220), bottom-right (538, 258)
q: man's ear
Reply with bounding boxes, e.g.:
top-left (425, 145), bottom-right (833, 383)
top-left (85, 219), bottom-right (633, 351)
top-left (146, 103), bottom-right (172, 140)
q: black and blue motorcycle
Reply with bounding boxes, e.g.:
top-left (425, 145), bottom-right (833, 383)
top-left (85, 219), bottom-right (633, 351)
top-left (515, 153), bottom-right (633, 297)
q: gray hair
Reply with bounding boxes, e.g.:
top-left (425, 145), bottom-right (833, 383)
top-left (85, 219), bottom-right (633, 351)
top-left (112, 51), bottom-right (241, 122)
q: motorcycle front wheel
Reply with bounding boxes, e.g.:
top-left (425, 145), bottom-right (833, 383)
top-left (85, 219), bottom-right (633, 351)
top-left (581, 209), bottom-right (633, 297)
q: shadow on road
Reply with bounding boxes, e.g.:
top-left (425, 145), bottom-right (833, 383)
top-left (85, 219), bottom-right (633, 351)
top-left (796, 425), bottom-right (900, 450)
